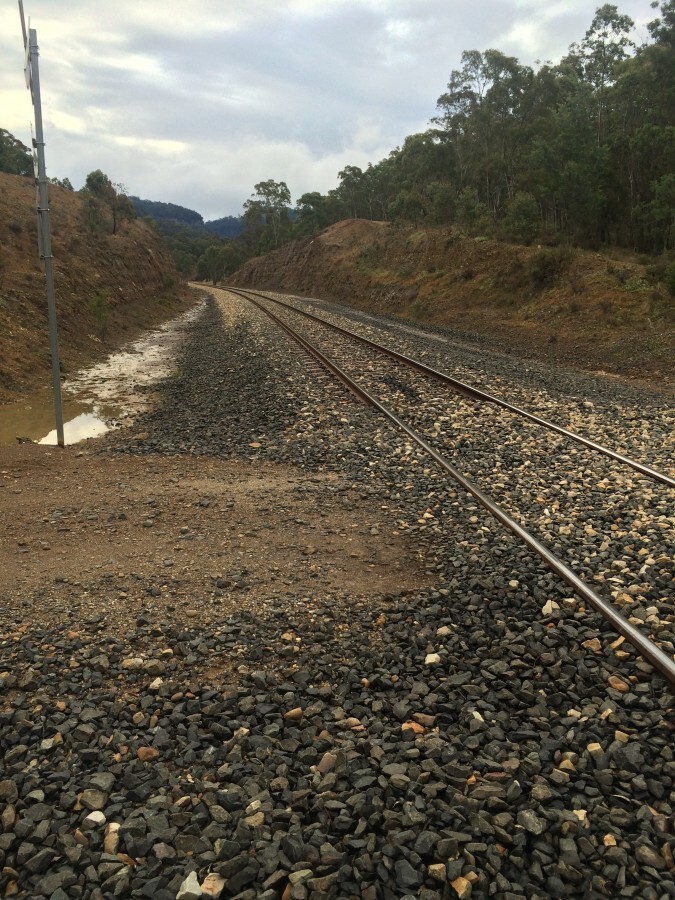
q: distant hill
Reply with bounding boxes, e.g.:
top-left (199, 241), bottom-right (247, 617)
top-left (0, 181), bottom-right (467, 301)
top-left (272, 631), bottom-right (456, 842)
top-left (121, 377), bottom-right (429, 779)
top-left (130, 197), bottom-right (244, 239)
top-left (130, 197), bottom-right (204, 227)
top-left (204, 216), bottom-right (244, 238)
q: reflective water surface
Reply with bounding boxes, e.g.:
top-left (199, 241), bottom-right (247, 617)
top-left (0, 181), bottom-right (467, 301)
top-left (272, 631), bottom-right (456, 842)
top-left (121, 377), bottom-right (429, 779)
top-left (0, 395), bottom-right (115, 446)
top-left (39, 410), bottom-right (111, 445)
top-left (0, 301), bottom-right (204, 446)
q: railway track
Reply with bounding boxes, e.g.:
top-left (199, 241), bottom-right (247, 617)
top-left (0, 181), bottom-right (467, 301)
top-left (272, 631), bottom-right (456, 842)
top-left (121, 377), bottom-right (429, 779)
top-left (227, 286), bottom-right (675, 688)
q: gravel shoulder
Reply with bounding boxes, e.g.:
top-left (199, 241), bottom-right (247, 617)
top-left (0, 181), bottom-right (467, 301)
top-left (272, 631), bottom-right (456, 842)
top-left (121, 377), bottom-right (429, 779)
top-left (1, 287), bottom-right (673, 900)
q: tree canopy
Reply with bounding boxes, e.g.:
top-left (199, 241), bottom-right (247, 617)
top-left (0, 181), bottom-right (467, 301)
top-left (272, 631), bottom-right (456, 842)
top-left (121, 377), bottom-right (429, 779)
top-left (0, 129), bottom-right (32, 176)
top-left (242, 179), bottom-right (292, 251)
top-left (81, 170), bottom-right (136, 234)
top-left (131, 197), bottom-right (204, 226)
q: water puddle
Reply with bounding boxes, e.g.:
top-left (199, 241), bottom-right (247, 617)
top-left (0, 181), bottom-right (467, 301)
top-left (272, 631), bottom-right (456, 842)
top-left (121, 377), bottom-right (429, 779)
top-left (0, 301), bottom-right (204, 446)
top-left (0, 396), bottom-right (118, 446)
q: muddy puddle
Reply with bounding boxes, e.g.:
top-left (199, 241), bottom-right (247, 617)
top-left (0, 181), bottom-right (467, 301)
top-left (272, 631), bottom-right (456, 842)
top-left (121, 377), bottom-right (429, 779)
top-left (0, 301), bottom-right (204, 446)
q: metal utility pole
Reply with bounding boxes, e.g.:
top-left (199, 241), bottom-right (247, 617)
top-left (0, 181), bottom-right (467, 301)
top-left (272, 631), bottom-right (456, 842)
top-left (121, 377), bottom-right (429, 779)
top-left (19, 0), bottom-right (65, 447)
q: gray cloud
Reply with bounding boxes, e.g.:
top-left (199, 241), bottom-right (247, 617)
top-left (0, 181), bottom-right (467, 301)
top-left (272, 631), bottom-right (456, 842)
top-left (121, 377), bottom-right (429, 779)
top-left (0, 0), bottom-right (655, 220)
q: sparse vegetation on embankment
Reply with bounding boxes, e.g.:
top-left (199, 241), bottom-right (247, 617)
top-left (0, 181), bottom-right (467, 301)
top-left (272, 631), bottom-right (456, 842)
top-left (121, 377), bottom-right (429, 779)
top-left (0, 172), bottom-right (191, 403)
top-left (229, 220), bottom-right (675, 387)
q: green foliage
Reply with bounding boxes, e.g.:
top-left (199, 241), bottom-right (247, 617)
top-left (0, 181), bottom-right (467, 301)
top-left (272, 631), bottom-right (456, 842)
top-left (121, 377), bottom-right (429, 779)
top-left (204, 216), bottom-right (244, 238)
top-left (195, 244), bottom-right (242, 284)
top-left (164, 227), bottom-right (228, 278)
top-left (81, 194), bottom-right (104, 233)
top-left (455, 189), bottom-right (491, 234)
top-left (49, 176), bottom-right (73, 190)
top-left (529, 245), bottom-right (576, 287)
top-left (623, 275), bottom-right (650, 292)
top-left (84, 169), bottom-right (113, 197)
top-left (171, 248), bottom-right (194, 274)
top-left (665, 261), bottom-right (675, 295)
top-left (243, 179), bottom-right (291, 250)
top-left (388, 189), bottom-right (426, 224)
top-left (130, 197), bottom-right (203, 226)
top-left (638, 173), bottom-right (675, 251)
top-left (81, 170), bottom-right (136, 234)
top-left (425, 181), bottom-right (455, 224)
top-left (501, 192), bottom-right (541, 244)
top-left (295, 192), bottom-right (346, 234)
top-left (0, 129), bottom-right (32, 176)
top-left (196, 246), bottom-right (223, 284)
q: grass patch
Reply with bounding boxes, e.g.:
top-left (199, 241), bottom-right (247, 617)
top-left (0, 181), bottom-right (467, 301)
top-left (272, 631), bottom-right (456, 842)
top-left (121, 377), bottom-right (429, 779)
top-left (407, 298), bottom-right (428, 320)
top-left (624, 275), bottom-right (650, 294)
top-left (406, 231), bottom-right (428, 247)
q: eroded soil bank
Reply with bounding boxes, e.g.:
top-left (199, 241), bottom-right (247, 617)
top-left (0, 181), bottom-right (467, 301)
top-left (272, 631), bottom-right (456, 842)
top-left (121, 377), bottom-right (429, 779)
top-left (0, 171), bottom-right (191, 404)
top-left (229, 219), bottom-right (675, 386)
top-left (0, 301), bottom-right (205, 446)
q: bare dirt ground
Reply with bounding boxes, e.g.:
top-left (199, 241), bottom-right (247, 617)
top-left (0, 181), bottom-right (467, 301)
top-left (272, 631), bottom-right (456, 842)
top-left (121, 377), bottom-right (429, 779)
top-left (0, 443), bottom-right (431, 641)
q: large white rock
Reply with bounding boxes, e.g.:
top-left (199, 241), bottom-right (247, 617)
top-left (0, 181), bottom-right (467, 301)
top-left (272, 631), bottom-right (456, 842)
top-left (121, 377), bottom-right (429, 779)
top-left (176, 872), bottom-right (202, 900)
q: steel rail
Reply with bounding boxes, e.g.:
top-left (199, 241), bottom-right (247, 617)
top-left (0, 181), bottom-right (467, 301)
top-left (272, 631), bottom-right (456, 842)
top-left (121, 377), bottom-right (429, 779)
top-left (244, 295), bottom-right (369, 405)
top-left (234, 288), bottom-right (675, 688)
top-left (234, 288), bottom-right (674, 489)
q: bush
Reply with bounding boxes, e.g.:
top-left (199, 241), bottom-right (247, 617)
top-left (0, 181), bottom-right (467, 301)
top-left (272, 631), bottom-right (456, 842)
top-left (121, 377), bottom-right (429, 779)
top-left (624, 275), bottom-right (650, 293)
top-left (456, 189), bottom-right (492, 235)
top-left (501, 192), bottom-right (540, 244)
top-left (88, 289), bottom-right (110, 340)
top-left (665, 261), bottom-right (675, 296)
top-left (529, 245), bottom-right (575, 288)
top-left (645, 259), bottom-right (669, 284)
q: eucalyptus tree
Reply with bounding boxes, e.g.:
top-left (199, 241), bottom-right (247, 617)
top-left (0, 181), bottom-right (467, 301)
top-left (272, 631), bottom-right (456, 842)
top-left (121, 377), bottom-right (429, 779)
top-left (0, 128), bottom-right (32, 176)
top-left (295, 192), bottom-right (346, 234)
top-left (243, 179), bottom-right (291, 249)
top-left (82, 170), bottom-right (135, 234)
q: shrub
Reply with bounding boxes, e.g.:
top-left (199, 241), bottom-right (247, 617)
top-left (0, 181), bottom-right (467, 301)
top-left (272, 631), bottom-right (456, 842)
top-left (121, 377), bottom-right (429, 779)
top-left (88, 289), bottom-right (110, 340)
top-left (456, 189), bottom-right (492, 236)
top-left (501, 192), bottom-right (540, 244)
top-left (624, 275), bottom-right (650, 293)
top-left (665, 261), bottom-right (675, 296)
top-left (645, 259), bottom-right (668, 284)
top-left (529, 245), bottom-right (575, 288)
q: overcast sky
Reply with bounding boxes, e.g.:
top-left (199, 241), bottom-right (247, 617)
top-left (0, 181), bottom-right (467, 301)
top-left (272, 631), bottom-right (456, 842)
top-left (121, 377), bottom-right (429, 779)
top-left (1, 1), bottom-right (656, 221)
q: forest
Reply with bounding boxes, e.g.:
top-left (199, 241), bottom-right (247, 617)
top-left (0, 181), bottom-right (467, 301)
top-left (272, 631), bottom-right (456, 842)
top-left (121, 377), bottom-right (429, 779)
top-left (240, 4), bottom-right (673, 249)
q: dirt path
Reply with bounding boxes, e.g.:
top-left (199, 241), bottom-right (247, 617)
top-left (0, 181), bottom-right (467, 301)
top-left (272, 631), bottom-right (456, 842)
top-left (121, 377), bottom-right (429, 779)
top-left (0, 444), bottom-right (431, 639)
